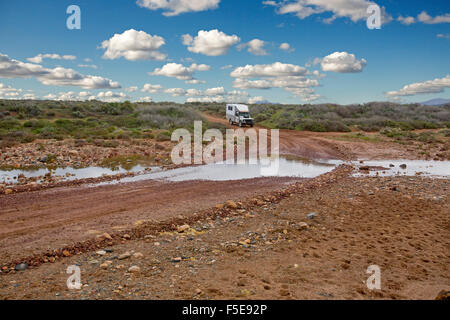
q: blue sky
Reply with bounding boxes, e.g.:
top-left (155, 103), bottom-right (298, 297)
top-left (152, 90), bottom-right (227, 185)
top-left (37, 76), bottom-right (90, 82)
top-left (0, 0), bottom-right (449, 104)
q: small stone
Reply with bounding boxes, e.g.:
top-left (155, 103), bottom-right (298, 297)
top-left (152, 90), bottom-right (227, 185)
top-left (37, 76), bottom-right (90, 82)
top-left (297, 222), bottom-right (308, 230)
top-left (128, 266), bottom-right (140, 273)
top-left (133, 252), bottom-right (144, 259)
top-left (102, 233), bottom-right (113, 240)
top-left (15, 263), bottom-right (28, 271)
top-left (123, 234), bottom-right (131, 240)
top-left (172, 257), bottom-right (182, 263)
top-left (226, 200), bottom-right (238, 209)
top-left (177, 224), bottom-right (190, 233)
top-left (118, 252), bottom-right (131, 260)
top-left (400, 164), bottom-right (407, 169)
top-left (96, 250), bottom-right (107, 256)
top-left (307, 212), bottom-right (318, 219)
top-left (99, 263), bottom-right (109, 270)
top-left (62, 250), bottom-right (71, 257)
top-left (154, 242), bottom-right (160, 246)
top-left (88, 259), bottom-right (100, 265)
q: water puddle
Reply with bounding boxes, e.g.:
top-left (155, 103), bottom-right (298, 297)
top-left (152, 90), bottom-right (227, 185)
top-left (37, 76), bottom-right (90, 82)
top-left (0, 165), bottom-right (153, 184)
top-left (94, 157), bottom-right (337, 186)
top-left (352, 160), bottom-right (450, 178)
top-left (1, 158), bottom-right (448, 187)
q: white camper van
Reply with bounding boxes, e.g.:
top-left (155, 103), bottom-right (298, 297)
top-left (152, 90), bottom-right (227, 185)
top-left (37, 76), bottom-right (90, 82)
top-left (226, 104), bottom-right (254, 127)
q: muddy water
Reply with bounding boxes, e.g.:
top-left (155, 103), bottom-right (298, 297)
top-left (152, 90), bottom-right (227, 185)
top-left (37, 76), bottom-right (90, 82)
top-left (352, 160), bottom-right (450, 178)
top-left (94, 157), bottom-right (338, 186)
top-left (2, 158), bottom-right (449, 186)
top-left (0, 165), bottom-right (152, 184)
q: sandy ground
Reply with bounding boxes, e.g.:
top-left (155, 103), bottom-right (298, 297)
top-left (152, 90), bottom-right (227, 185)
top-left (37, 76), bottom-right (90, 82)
top-left (0, 169), bottom-right (448, 300)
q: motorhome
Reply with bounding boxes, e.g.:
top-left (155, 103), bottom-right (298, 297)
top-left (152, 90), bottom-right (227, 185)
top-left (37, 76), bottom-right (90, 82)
top-left (226, 104), bottom-right (254, 127)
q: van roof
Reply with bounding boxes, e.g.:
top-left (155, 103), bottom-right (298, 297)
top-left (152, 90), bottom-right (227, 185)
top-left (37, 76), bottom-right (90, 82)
top-left (227, 104), bottom-right (249, 112)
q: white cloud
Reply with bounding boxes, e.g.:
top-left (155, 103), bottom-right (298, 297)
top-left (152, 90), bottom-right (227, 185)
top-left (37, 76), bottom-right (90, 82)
top-left (386, 75), bottom-right (450, 98)
top-left (138, 96), bottom-right (153, 102)
top-left (437, 33), bottom-right (450, 39)
top-left (238, 39), bottom-right (268, 56)
top-left (101, 29), bottom-right (166, 61)
top-left (0, 83), bottom-right (23, 98)
top-left (182, 29), bottom-right (240, 56)
top-left (164, 88), bottom-right (186, 96)
top-left (142, 83), bottom-right (163, 93)
top-left (137, 0), bottom-right (220, 16)
top-left (125, 86), bottom-right (139, 92)
top-left (150, 62), bottom-right (210, 82)
top-left (397, 16), bottom-right (415, 25)
top-left (78, 64), bottom-right (98, 69)
top-left (279, 42), bottom-right (293, 52)
top-left (320, 51), bottom-right (366, 73)
top-left (0, 53), bottom-right (121, 89)
top-left (265, 0), bottom-right (391, 25)
top-left (230, 62), bottom-right (319, 102)
top-left (418, 11), bottom-right (450, 24)
top-left (230, 62), bottom-right (307, 78)
top-left (27, 53), bottom-right (76, 64)
top-left (96, 91), bottom-right (129, 102)
top-left (221, 64), bottom-right (233, 70)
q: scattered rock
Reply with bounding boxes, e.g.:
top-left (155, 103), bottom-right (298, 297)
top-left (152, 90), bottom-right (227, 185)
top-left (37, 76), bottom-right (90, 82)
top-left (297, 222), bottom-right (308, 230)
top-left (133, 252), bottom-right (144, 259)
top-left (128, 266), bottom-right (141, 273)
top-left (102, 233), bottom-right (113, 240)
top-left (226, 200), bottom-right (238, 209)
top-left (62, 250), bottom-right (71, 257)
top-left (435, 290), bottom-right (449, 300)
top-left (15, 263), bottom-right (28, 271)
top-left (96, 250), bottom-right (107, 256)
top-left (177, 224), bottom-right (190, 233)
top-left (400, 164), bottom-right (407, 169)
top-left (307, 212), bottom-right (318, 219)
top-left (118, 252), bottom-right (131, 260)
top-left (123, 234), bottom-right (131, 240)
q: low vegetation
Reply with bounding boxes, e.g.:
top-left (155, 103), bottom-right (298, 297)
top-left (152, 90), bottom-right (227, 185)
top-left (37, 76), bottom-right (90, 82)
top-left (0, 99), bottom-right (449, 148)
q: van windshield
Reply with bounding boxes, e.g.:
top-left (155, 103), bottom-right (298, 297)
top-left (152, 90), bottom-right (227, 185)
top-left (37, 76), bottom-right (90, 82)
top-left (239, 112), bottom-right (250, 118)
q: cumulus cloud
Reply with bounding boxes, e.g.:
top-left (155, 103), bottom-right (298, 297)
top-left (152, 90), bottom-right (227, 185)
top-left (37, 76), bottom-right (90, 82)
top-left (101, 29), bottom-right (166, 61)
top-left (238, 39), bottom-right (268, 56)
top-left (0, 83), bottom-right (23, 98)
top-left (138, 96), bottom-right (153, 103)
top-left (265, 0), bottom-right (391, 25)
top-left (141, 83), bottom-right (163, 93)
top-left (44, 90), bottom-right (129, 102)
top-left (182, 29), bottom-right (240, 56)
top-left (150, 62), bottom-right (210, 82)
top-left (397, 15), bottom-right (415, 25)
top-left (279, 42), bottom-right (293, 52)
top-left (231, 62), bottom-right (307, 78)
top-left (230, 62), bottom-right (319, 102)
top-left (78, 64), bottom-right (98, 69)
top-left (319, 51), bottom-right (366, 73)
top-left (27, 53), bottom-right (76, 64)
top-left (125, 86), bottom-right (138, 92)
top-left (417, 11), bottom-right (450, 24)
top-left (386, 75), bottom-right (450, 98)
top-left (137, 0), bottom-right (220, 16)
top-left (0, 53), bottom-right (121, 89)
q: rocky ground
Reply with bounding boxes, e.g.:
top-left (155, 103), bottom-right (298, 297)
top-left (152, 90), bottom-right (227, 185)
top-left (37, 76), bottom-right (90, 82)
top-left (0, 167), bottom-right (448, 300)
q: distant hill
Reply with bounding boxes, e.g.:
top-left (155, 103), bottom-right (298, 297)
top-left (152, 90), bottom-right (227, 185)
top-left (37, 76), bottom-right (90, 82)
top-left (419, 98), bottom-right (450, 106)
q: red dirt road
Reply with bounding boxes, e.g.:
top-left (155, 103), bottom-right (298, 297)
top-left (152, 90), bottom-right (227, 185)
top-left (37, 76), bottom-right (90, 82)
top-left (0, 176), bottom-right (301, 265)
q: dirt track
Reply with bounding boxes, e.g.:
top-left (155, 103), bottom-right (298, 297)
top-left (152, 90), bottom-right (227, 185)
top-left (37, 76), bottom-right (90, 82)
top-left (0, 116), bottom-right (448, 300)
